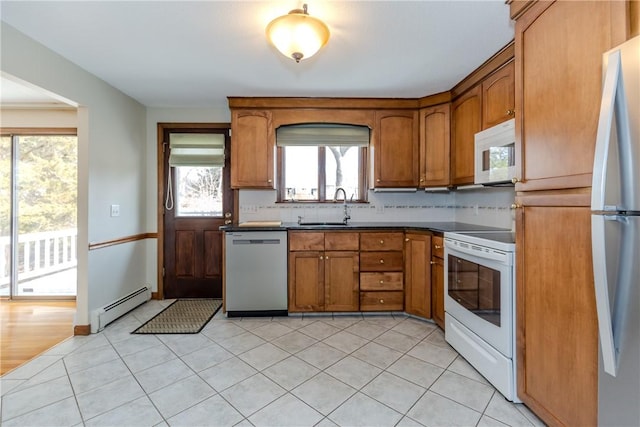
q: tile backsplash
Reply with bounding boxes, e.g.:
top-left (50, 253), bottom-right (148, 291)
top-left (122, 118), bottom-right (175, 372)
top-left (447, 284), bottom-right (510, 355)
top-left (238, 186), bottom-right (515, 230)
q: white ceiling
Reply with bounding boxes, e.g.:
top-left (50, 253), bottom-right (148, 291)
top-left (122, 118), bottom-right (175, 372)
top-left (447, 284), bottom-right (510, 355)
top-left (0, 1), bottom-right (515, 109)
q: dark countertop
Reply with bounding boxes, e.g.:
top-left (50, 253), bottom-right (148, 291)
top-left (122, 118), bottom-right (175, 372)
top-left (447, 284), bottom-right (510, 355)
top-left (220, 221), bottom-right (509, 234)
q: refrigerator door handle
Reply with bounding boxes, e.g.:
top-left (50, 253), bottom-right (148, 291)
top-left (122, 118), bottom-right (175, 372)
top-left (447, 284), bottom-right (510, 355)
top-left (592, 215), bottom-right (617, 375)
top-left (591, 50), bottom-right (633, 212)
top-left (592, 214), bottom-right (635, 376)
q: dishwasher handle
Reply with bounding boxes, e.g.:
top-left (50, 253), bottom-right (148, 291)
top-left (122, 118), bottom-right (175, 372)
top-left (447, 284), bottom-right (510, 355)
top-left (232, 239), bottom-right (281, 245)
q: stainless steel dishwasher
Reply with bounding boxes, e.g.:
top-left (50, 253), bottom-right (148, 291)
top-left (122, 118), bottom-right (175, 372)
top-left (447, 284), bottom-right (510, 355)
top-left (224, 230), bottom-right (287, 317)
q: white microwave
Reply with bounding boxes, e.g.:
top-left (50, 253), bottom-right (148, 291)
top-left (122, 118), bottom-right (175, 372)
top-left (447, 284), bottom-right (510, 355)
top-left (474, 118), bottom-right (516, 185)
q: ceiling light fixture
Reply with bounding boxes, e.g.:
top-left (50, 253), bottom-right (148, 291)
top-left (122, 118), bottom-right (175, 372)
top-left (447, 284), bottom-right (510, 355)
top-left (266, 3), bottom-right (330, 63)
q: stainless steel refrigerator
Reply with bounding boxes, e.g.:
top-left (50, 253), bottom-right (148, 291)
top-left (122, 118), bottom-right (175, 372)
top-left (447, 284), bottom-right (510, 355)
top-left (591, 35), bottom-right (640, 426)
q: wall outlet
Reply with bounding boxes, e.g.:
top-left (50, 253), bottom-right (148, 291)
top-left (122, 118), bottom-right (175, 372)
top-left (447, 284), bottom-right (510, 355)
top-left (110, 204), bottom-right (120, 217)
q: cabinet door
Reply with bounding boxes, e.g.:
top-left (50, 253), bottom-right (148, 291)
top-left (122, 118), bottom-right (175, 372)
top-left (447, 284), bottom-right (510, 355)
top-left (373, 110), bottom-right (419, 187)
top-left (451, 86), bottom-right (481, 186)
top-left (516, 1), bottom-right (623, 191)
top-left (431, 256), bottom-right (445, 329)
top-left (230, 110), bottom-right (275, 188)
top-left (404, 233), bottom-right (432, 318)
top-left (420, 104), bottom-right (450, 188)
top-left (482, 61), bottom-right (515, 129)
top-left (288, 251), bottom-right (324, 312)
top-left (324, 251), bottom-right (359, 311)
top-left (516, 204), bottom-right (597, 426)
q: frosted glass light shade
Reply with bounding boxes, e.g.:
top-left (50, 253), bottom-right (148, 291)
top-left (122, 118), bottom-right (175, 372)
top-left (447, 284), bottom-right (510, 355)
top-left (266, 5), bottom-right (330, 63)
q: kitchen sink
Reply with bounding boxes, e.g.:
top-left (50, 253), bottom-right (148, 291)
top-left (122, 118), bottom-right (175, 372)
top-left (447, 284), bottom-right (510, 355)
top-left (297, 222), bottom-right (349, 227)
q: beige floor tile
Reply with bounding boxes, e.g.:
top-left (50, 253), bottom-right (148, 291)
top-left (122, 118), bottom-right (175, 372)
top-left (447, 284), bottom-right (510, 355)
top-left (248, 393), bottom-right (323, 427)
top-left (325, 356), bottom-right (382, 389)
top-left (329, 392), bottom-right (403, 427)
top-left (407, 391), bottom-right (482, 427)
top-left (361, 371), bottom-right (426, 414)
top-left (291, 372), bottom-right (356, 416)
top-left (262, 356), bottom-right (320, 390)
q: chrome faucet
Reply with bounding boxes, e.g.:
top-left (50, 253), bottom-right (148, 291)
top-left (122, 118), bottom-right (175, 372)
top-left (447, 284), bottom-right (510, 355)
top-left (333, 187), bottom-right (351, 224)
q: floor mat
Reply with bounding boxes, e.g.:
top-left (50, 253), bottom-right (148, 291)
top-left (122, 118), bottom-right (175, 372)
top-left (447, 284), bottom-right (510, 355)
top-left (132, 299), bottom-right (221, 334)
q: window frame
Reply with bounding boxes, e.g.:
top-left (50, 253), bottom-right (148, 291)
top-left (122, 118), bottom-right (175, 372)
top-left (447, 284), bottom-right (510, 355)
top-left (276, 145), bottom-right (369, 203)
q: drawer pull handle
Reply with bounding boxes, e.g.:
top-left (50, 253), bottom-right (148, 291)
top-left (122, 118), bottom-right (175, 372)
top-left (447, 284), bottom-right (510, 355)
top-left (380, 240), bottom-right (384, 245)
top-left (379, 259), bottom-right (385, 264)
top-left (379, 280), bottom-right (384, 284)
top-left (379, 299), bottom-right (384, 304)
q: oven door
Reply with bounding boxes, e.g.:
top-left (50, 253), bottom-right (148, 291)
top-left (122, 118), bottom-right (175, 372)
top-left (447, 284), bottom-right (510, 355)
top-left (445, 242), bottom-right (514, 357)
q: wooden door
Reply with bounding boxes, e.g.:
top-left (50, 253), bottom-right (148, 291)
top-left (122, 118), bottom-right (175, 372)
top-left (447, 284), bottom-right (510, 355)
top-left (230, 110), bottom-right (275, 189)
top-left (162, 125), bottom-right (232, 299)
top-left (420, 104), bottom-right (450, 188)
top-left (515, 0), bottom-right (624, 191)
top-left (288, 251), bottom-right (324, 312)
top-left (404, 233), bottom-right (432, 318)
top-left (324, 251), bottom-right (359, 311)
top-left (516, 203), bottom-right (597, 426)
top-left (373, 110), bottom-right (419, 187)
top-left (451, 85), bottom-right (481, 186)
top-left (482, 61), bottom-right (515, 129)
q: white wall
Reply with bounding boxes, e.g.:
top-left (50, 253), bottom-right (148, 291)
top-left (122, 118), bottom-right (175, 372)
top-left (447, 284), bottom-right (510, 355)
top-left (1, 22), bottom-right (148, 326)
top-left (0, 108), bottom-right (77, 128)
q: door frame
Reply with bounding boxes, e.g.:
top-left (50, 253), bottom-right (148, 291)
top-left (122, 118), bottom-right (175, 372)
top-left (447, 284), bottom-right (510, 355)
top-left (156, 122), bottom-right (237, 299)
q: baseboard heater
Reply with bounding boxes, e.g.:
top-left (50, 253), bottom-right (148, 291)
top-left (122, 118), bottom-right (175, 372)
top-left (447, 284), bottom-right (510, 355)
top-left (90, 286), bottom-right (151, 333)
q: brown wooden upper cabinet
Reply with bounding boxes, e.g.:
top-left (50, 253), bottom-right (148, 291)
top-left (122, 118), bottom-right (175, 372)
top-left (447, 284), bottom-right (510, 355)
top-left (230, 110), bottom-right (275, 189)
top-left (482, 61), bottom-right (515, 129)
top-left (514, 1), bottom-right (627, 192)
top-left (373, 110), bottom-right (420, 187)
top-left (451, 85), bottom-right (482, 186)
top-left (419, 104), bottom-right (451, 188)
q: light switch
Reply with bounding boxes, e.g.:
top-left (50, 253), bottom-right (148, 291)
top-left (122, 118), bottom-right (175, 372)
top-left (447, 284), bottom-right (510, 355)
top-left (110, 204), bottom-right (120, 217)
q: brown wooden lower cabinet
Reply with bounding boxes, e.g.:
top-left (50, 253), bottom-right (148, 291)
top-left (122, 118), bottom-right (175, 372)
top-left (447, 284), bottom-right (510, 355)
top-left (288, 251), bottom-right (324, 312)
top-left (288, 231), bottom-right (360, 312)
top-left (360, 291), bottom-right (403, 311)
top-left (430, 236), bottom-right (445, 329)
top-left (404, 232), bottom-right (432, 318)
top-left (516, 204), bottom-right (598, 426)
top-left (324, 251), bottom-right (359, 311)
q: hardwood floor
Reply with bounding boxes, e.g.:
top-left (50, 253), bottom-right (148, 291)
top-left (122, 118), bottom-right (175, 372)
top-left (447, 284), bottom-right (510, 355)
top-left (0, 300), bottom-right (76, 375)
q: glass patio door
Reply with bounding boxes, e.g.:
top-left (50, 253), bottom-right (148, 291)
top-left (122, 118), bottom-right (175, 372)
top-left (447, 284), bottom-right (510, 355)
top-left (1, 132), bottom-right (77, 298)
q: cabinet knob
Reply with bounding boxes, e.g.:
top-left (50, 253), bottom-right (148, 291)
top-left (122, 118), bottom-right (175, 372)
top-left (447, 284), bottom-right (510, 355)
top-left (379, 280), bottom-right (384, 284)
top-left (267, 179), bottom-right (272, 183)
top-left (405, 238), bottom-right (409, 242)
top-left (376, 179), bottom-right (381, 183)
top-left (379, 299), bottom-right (384, 304)
top-left (319, 255), bottom-right (324, 260)
top-left (510, 203), bottom-right (522, 210)
top-left (434, 245), bottom-right (442, 249)
top-left (511, 177), bottom-right (520, 184)
top-left (224, 219), bottom-right (232, 225)
top-left (420, 178), bottom-right (424, 182)
top-left (379, 259), bottom-right (385, 264)
top-left (506, 109), bottom-right (515, 116)
top-left (379, 240), bottom-right (384, 245)
top-left (430, 261), bottom-right (436, 265)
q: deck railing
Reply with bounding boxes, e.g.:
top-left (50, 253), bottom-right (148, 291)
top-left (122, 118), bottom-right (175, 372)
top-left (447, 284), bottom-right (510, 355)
top-left (1, 228), bottom-right (77, 287)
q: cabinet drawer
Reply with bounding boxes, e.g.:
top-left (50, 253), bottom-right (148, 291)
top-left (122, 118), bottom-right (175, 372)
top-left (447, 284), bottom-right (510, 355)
top-left (360, 291), bottom-right (404, 311)
top-left (360, 232), bottom-right (404, 251)
top-left (360, 272), bottom-right (403, 291)
top-left (289, 232), bottom-right (324, 251)
top-left (432, 235), bottom-right (444, 259)
top-left (360, 252), bottom-right (404, 271)
top-left (325, 232), bottom-right (359, 251)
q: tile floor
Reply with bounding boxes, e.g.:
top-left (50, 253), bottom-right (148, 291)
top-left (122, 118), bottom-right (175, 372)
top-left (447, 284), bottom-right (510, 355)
top-left (0, 300), bottom-right (545, 427)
